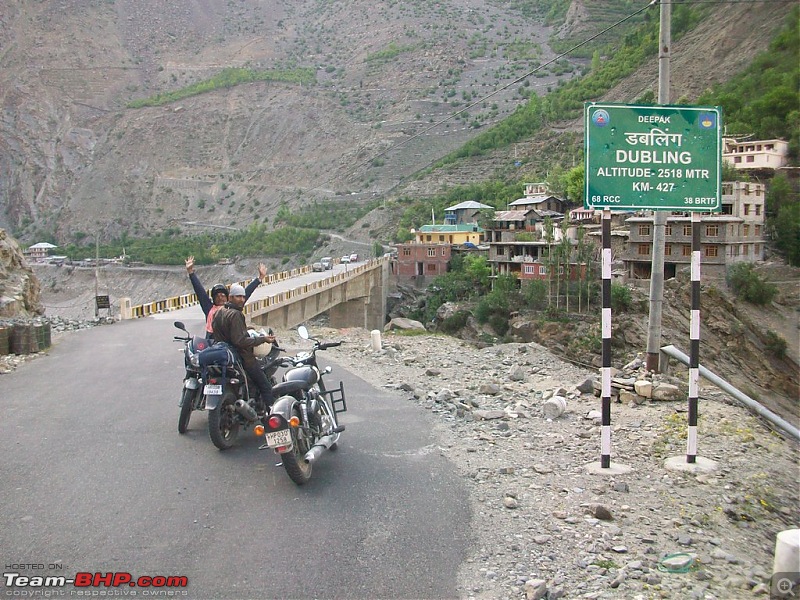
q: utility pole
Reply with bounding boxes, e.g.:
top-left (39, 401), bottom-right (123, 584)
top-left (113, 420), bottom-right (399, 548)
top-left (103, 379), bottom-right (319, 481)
top-left (645, 0), bottom-right (671, 372)
top-left (94, 231), bottom-right (100, 317)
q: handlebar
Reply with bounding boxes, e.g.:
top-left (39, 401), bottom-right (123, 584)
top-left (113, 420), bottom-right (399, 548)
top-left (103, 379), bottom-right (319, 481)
top-left (318, 341), bottom-right (343, 350)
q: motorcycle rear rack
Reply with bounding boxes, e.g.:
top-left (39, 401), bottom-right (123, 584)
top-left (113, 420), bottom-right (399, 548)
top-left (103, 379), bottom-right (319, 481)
top-left (321, 381), bottom-right (347, 415)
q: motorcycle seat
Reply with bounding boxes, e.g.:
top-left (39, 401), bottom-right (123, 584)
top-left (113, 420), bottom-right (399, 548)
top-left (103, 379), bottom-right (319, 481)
top-left (271, 380), bottom-right (308, 397)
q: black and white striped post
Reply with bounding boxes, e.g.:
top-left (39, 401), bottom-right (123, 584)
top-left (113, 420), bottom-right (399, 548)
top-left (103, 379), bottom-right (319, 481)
top-left (586, 209), bottom-right (630, 476)
top-left (687, 211), bottom-right (701, 463)
top-left (665, 211), bottom-right (716, 474)
top-left (601, 209), bottom-right (613, 468)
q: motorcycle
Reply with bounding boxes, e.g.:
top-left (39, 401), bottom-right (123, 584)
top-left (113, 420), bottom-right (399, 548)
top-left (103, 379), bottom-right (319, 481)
top-left (199, 329), bottom-right (284, 450)
top-left (259, 325), bottom-right (347, 485)
top-left (173, 321), bottom-right (212, 434)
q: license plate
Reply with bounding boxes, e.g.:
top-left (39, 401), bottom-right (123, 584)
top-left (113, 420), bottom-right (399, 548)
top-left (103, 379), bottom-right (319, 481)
top-left (265, 428), bottom-right (292, 448)
top-left (204, 384), bottom-right (223, 396)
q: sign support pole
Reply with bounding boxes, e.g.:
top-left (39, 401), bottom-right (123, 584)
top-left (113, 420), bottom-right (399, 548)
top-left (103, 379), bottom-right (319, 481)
top-left (586, 210), bottom-right (631, 475)
top-left (645, 0), bottom-right (671, 372)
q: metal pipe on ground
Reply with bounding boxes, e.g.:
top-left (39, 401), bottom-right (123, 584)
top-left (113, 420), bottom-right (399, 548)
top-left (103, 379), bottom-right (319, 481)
top-left (660, 345), bottom-right (800, 442)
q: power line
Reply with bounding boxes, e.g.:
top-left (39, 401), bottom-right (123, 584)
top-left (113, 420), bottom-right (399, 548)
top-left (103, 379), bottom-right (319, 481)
top-left (313, 0), bottom-right (662, 196)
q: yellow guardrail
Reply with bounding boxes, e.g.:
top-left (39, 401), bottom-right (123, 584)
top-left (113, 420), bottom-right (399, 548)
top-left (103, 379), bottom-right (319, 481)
top-left (125, 260), bottom-right (383, 319)
top-left (126, 265), bottom-right (312, 319)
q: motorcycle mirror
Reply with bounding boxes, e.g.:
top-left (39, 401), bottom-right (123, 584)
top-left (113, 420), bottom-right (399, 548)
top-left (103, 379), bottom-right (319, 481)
top-left (297, 325), bottom-right (309, 340)
top-left (174, 321), bottom-right (186, 331)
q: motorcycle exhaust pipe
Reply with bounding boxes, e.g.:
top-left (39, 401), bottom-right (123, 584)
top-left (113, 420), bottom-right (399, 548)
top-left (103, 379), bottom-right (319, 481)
top-left (234, 399), bottom-right (257, 421)
top-left (304, 433), bottom-right (339, 464)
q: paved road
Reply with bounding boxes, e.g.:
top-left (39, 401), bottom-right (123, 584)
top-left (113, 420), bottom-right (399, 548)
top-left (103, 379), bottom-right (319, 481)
top-left (0, 307), bottom-right (472, 599)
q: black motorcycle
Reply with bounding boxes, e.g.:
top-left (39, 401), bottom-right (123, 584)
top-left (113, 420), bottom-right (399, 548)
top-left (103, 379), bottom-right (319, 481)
top-left (261, 325), bottom-right (347, 485)
top-left (173, 321), bottom-right (212, 434)
top-left (199, 330), bottom-right (284, 450)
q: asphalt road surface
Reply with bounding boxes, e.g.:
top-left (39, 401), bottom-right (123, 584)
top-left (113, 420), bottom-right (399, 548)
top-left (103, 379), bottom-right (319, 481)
top-left (0, 304), bottom-right (472, 600)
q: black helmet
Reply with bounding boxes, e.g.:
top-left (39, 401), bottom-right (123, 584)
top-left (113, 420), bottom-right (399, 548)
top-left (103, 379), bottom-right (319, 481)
top-left (210, 284), bottom-right (228, 298)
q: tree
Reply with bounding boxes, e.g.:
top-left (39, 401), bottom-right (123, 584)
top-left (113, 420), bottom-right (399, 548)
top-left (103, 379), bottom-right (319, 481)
top-left (542, 216), bottom-right (555, 306)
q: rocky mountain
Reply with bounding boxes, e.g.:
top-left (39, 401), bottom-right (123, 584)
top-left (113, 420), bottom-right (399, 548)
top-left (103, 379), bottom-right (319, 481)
top-left (0, 0), bottom-right (794, 245)
top-left (0, 229), bottom-right (42, 317)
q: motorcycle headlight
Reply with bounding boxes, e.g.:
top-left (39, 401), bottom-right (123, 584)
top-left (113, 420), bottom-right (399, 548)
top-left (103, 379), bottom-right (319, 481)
top-left (190, 354), bottom-right (200, 368)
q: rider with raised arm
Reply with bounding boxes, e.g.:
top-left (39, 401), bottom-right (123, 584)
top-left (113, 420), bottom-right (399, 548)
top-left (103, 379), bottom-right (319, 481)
top-left (185, 256), bottom-right (267, 338)
top-left (212, 285), bottom-right (276, 413)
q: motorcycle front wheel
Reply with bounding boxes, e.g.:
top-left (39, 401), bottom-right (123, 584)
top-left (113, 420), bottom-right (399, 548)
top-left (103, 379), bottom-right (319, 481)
top-left (280, 406), bottom-right (313, 485)
top-left (177, 388), bottom-right (196, 434)
top-left (208, 391), bottom-right (240, 450)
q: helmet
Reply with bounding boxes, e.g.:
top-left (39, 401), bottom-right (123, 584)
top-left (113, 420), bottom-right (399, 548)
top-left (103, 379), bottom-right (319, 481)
top-left (210, 284), bottom-right (228, 298)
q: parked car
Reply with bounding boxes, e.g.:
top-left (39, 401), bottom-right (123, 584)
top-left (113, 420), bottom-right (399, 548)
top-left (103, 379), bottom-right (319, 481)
top-left (340, 255), bottom-right (350, 264)
top-left (312, 262), bottom-right (325, 272)
top-left (349, 253), bottom-right (358, 262)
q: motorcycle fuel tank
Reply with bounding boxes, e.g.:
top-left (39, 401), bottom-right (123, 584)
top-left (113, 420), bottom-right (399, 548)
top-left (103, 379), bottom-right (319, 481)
top-left (284, 365), bottom-right (319, 387)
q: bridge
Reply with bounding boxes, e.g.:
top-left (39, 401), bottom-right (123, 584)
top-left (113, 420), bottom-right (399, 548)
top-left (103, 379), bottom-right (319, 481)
top-left (119, 258), bottom-right (390, 330)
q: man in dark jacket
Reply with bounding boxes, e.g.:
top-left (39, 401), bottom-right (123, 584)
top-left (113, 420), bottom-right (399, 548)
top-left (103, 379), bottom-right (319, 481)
top-left (212, 284), bottom-right (276, 410)
top-left (185, 256), bottom-right (267, 338)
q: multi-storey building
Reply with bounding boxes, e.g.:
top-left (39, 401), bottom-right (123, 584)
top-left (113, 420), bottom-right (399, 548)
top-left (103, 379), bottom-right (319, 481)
top-left (622, 181), bottom-right (766, 279)
top-left (393, 223), bottom-right (485, 283)
top-left (723, 138), bottom-right (789, 173)
top-left (444, 201), bottom-right (493, 225)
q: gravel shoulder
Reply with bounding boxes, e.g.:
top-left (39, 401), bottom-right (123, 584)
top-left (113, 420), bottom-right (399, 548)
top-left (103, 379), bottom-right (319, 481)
top-left (321, 327), bottom-right (799, 600)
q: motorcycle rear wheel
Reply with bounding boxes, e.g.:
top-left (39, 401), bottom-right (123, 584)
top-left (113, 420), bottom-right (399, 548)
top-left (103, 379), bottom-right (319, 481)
top-left (280, 407), bottom-right (313, 485)
top-left (177, 388), bottom-right (195, 434)
top-left (208, 391), bottom-right (240, 450)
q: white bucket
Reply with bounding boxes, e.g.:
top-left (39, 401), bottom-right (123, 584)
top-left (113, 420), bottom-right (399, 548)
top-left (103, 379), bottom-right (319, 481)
top-left (370, 329), bottom-right (382, 351)
top-left (773, 529), bottom-right (800, 577)
top-left (542, 396), bottom-right (566, 419)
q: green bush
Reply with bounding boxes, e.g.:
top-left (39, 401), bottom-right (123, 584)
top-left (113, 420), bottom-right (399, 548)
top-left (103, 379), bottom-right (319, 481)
top-left (440, 311), bottom-right (470, 334)
top-left (610, 283), bottom-right (632, 312)
top-left (522, 279), bottom-right (548, 310)
top-left (726, 263), bottom-right (778, 305)
top-left (765, 331), bottom-right (787, 359)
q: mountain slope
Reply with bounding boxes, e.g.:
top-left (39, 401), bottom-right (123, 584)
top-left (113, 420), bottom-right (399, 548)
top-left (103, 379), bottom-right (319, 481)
top-left (0, 0), bottom-right (794, 245)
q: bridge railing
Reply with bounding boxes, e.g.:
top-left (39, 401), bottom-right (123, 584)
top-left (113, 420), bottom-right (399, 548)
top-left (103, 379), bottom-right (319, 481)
top-left (123, 259), bottom-right (385, 319)
top-left (124, 265), bottom-right (312, 319)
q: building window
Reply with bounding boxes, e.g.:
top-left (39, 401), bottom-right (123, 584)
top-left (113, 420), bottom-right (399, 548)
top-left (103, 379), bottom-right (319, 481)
top-left (441, 247), bottom-right (446, 256)
top-left (755, 225), bottom-right (761, 236)
top-left (497, 246), bottom-right (505, 256)
top-left (639, 224), bottom-right (651, 236)
top-left (682, 245), bottom-right (692, 256)
top-left (438, 235), bottom-right (444, 242)
top-left (705, 245), bottom-right (718, 257)
top-left (664, 243), bottom-right (672, 256)
top-left (665, 224), bottom-right (673, 236)
top-left (427, 248), bottom-right (436, 257)
top-left (403, 248), bottom-right (411, 256)
top-left (743, 204), bottom-right (750, 215)
top-left (743, 224), bottom-right (750, 237)
top-left (427, 263), bottom-right (436, 272)
top-left (746, 155), bottom-right (755, 163)
top-left (755, 204), bottom-right (762, 215)
top-left (524, 265), bottom-right (535, 275)
top-left (734, 156), bottom-right (742, 164)
top-left (743, 245), bottom-right (750, 256)
top-left (755, 244), bottom-right (761, 254)
top-left (638, 244), bottom-right (651, 256)
top-left (706, 224), bottom-right (719, 237)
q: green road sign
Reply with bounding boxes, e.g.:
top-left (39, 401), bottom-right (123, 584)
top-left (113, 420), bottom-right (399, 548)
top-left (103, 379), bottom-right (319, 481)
top-left (584, 103), bottom-right (722, 212)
